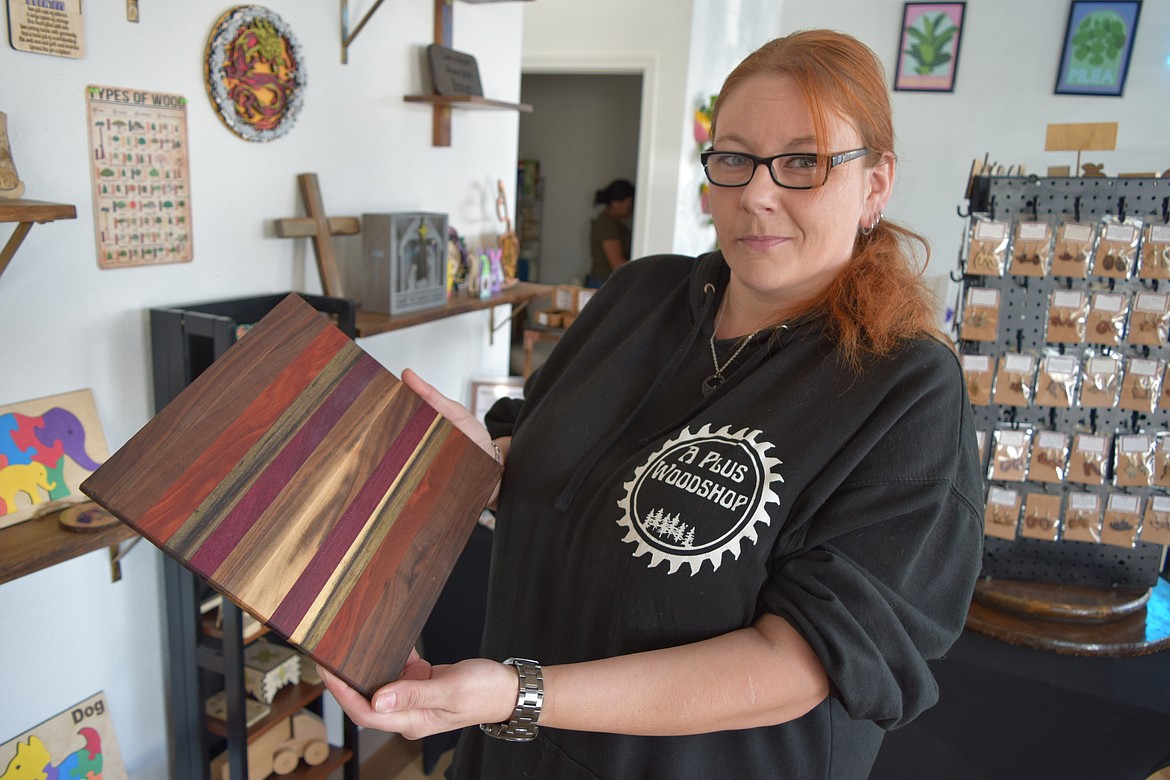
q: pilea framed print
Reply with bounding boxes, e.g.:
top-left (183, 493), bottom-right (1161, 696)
top-left (1055, 1), bottom-right (1142, 96)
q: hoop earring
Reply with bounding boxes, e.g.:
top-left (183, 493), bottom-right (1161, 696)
top-left (860, 212), bottom-right (883, 236)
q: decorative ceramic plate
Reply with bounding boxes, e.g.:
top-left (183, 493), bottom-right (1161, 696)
top-left (204, 5), bottom-right (306, 142)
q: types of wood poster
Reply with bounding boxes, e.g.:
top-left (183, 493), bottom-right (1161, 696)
top-left (0, 388), bottom-right (109, 532)
top-left (6, 0), bottom-right (85, 59)
top-left (0, 692), bottom-right (127, 780)
top-left (81, 295), bottom-right (502, 697)
top-left (85, 85), bottom-right (193, 268)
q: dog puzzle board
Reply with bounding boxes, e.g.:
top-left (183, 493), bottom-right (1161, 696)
top-left (81, 294), bottom-right (500, 697)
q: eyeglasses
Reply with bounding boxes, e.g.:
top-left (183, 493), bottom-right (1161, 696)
top-left (701, 148), bottom-right (869, 189)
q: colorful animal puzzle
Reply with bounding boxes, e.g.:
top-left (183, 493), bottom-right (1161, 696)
top-left (0, 389), bottom-right (110, 532)
top-left (0, 691), bottom-right (127, 780)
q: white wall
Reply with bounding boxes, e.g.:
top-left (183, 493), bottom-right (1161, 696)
top-left (674, 0), bottom-right (786, 255)
top-left (521, 0), bottom-right (696, 261)
top-left (0, 2), bottom-right (521, 775)
top-left (518, 73), bottom-right (641, 284)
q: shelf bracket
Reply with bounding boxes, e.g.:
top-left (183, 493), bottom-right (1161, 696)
top-left (489, 299), bottom-right (530, 344)
top-left (340, 0), bottom-right (389, 64)
top-left (0, 221), bottom-right (33, 279)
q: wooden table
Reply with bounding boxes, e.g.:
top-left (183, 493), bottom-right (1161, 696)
top-left (522, 326), bottom-right (565, 378)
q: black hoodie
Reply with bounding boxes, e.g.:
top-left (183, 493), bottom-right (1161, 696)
top-left (452, 251), bottom-right (985, 779)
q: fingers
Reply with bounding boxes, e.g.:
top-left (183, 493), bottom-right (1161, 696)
top-left (401, 368), bottom-right (494, 455)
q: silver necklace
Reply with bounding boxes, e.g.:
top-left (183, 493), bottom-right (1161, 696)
top-left (702, 304), bottom-right (763, 397)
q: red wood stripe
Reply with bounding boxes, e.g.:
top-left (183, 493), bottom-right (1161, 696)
top-left (188, 353), bottom-right (382, 574)
top-left (138, 326), bottom-right (349, 544)
top-left (267, 399), bottom-right (438, 636)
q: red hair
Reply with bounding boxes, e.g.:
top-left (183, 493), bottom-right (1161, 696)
top-left (712, 30), bottom-right (944, 370)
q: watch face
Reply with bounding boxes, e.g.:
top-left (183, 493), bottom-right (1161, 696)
top-left (205, 5), bottom-right (306, 142)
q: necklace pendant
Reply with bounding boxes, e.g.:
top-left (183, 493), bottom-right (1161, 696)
top-left (702, 373), bottom-right (723, 397)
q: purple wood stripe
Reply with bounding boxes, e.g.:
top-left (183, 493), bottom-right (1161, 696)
top-left (267, 400), bottom-right (438, 636)
top-left (188, 354), bottom-right (382, 574)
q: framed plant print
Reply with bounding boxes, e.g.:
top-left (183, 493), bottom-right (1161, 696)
top-left (1055, 1), bottom-right (1142, 96)
top-left (894, 3), bottom-right (966, 92)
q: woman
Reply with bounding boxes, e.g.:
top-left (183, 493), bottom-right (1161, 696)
top-left (323, 29), bottom-right (984, 779)
top-left (587, 178), bottom-right (634, 286)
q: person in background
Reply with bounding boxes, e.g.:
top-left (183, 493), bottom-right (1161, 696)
top-left (323, 28), bottom-right (984, 779)
top-left (587, 178), bottom-right (634, 286)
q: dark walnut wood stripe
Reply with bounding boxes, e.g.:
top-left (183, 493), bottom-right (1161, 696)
top-left (185, 349), bottom-right (379, 574)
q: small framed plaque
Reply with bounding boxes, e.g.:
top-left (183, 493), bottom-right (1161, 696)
top-left (427, 44), bottom-right (483, 96)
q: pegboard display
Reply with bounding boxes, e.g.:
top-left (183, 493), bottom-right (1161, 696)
top-left (958, 175), bottom-right (1170, 587)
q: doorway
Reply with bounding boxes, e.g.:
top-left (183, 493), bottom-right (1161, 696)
top-left (517, 73), bottom-right (643, 286)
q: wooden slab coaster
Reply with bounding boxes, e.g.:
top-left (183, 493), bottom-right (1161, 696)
top-left (81, 294), bottom-right (501, 697)
top-left (59, 501), bottom-right (121, 532)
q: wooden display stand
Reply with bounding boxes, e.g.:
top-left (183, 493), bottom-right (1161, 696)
top-left (968, 577), bottom-right (1170, 657)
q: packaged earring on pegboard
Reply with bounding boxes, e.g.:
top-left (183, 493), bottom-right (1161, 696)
top-left (1051, 219), bottom-right (1094, 278)
top-left (1127, 290), bottom-right (1170, 347)
top-left (1085, 290), bottom-right (1129, 347)
top-left (1045, 289), bottom-right (1088, 344)
top-left (1119, 356), bottom-right (1164, 414)
top-left (1028, 430), bottom-right (1070, 482)
top-left (1114, 433), bottom-right (1155, 488)
top-left (1154, 432), bottom-right (1170, 488)
top-left (1092, 214), bottom-right (1142, 281)
top-left (1079, 351), bottom-right (1123, 408)
top-left (1138, 222), bottom-right (1170, 280)
top-left (1021, 492), bottom-right (1062, 542)
top-left (962, 353), bottom-right (994, 406)
top-left (966, 214), bottom-right (1010, 277)
top-left (1140, 495), bottom-right (1170, 546)
top-left (1034, 352), bottom-right (1080, 408)
top-left (1068, 431), bottom-right (1111, 487)
top-left (959, 287), bottom-right (1000, 342)
top-left (992, 353), bottom-right (1036, 407)
top-left (989, 427), bottom-right (1033, 482)
top-left (1063, 491), bottom-right (1104, 544)
top-left (984, 485), bottom-right (1022, 541)
top-left (1101, 493), bottom-right (1142, 548)
top-left (1009, 219), bottom-right (1053, 277)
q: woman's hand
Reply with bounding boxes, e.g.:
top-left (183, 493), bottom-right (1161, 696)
top-left (319, 650), bottom-right (518, 740)
top-left (401, 368), bottom-right (507, 507)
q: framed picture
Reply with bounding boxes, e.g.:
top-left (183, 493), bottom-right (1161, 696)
top-left (894, 3), bottom-right (966, 92)
top-left (1054, 1), bottom-right (1141, 96)
top-left (469, 376), bottom-right (525, 426)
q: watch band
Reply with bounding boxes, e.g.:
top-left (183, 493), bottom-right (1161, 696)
top-left (479, 657), bottom-right (543, 742)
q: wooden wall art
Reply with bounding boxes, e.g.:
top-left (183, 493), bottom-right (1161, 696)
top-left (0, 388), bottom-right (110, 532)
top-left (86, 85), bottom-right (194, 268)
top-left (0, 692), bottom-right (127, 780)
top-left (204, 5), bottom-right (306, 142)
top-left (5, 0), bottom-right (85, 59)
top-left (81, 295), bottom-right (501, 697)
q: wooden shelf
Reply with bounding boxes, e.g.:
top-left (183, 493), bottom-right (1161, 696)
top-left (0, 198), bottom-right (77, 280)
top-left (207, 681), bottom-right (329, 740)
top-left (0, 510), bottom-right (137, 586)
top-left (404, 94), bottom-right (532, 112)
top-left (355, 281), bottom-right (552, 338)
top-left (272, 745), bottom-right (352, 779)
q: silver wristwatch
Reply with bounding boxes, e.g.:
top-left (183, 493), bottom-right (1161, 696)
top-left (479, 657), bottom-right (543, 742)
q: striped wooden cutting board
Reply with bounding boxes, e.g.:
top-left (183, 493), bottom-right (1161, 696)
top-left (81, 294), bottom-right (501, 698)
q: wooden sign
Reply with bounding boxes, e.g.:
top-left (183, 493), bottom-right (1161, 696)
top-left (6, 0), bottom-right (85, 58)
top-left (427, 44), bottom-right (483, 96)
top-left (1045, 122), bottom-right (1118, 152)
top-left (81, 294), bottom-right (501, 697)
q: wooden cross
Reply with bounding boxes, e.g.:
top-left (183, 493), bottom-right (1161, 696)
top-left (274, 173), bottom-right (358, 298)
